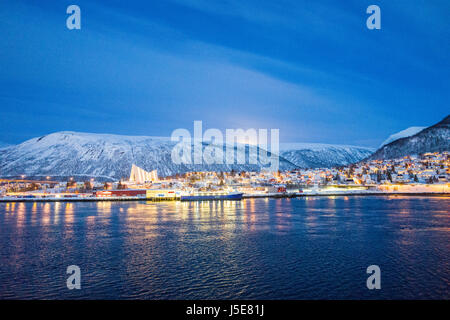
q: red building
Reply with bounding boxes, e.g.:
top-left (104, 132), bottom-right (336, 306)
top-left (95, 190), bottom-right (146, 197)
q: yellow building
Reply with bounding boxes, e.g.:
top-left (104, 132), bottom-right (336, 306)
top-left (146, 189), bottom-right (180, 201)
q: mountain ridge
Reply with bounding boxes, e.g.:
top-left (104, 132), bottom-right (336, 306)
top-left (367, 115), bottom-right (450, 160)
top-left (379, 126), bottom-right (426, 148)
top-left (0, 131), bottom-right (374, 180)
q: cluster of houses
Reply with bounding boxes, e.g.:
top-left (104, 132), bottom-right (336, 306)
top-left (139, 152), bottom-right (449, 195)
top-left (1, 152), bottom-right (448, 196)
top-left (158, 152), bottom-right (449, 187)
top-left (282, 151), bottom-right (449, 186)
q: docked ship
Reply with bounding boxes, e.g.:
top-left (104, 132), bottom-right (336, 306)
top-left (180, 191), bottom-right (243, 201)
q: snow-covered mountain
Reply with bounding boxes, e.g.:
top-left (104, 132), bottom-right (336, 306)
top-left (379, 127), bottom-right (425, 147)
top-left (368, 115), bottom-right (450, 160)
top-left (279, 143), bottom-right (374, 168)
top-left (0, 132), bottom-right (295, 180)
top-left (0, 131), bottom-right (375, 180)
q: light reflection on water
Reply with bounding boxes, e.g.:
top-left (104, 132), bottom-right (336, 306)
top-left (0, 196), bottom-right (449, 299)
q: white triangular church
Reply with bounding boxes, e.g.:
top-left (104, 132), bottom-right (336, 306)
top-left (129, 164), bottom-right (158, 184)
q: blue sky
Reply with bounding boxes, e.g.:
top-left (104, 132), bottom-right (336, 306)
top-left (0, 0), bottom-right (448, 147)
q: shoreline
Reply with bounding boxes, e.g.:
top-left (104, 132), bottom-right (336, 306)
top-left (0, 191), bottom-right (448, 202)
top-left (243, 191), bottom-right (450, 198)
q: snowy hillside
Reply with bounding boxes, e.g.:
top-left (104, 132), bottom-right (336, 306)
top-left (0, 132), bottom-right (295, 180)
top-left (368, 115), bottom-right (450, 160)
top-left (0, 132), bottom-right (375, 180)
top-left (279, 143), bottom-right (374, 168)
top-left (380, 127), bottom-right (425, 147)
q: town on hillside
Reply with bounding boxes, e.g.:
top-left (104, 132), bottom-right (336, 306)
top-left (1, 152), bottom-right (449, 201)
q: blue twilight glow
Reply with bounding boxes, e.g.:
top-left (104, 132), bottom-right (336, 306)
top-left (0, 0), bottom-right (448, 146)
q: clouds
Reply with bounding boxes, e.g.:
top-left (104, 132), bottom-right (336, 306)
top-left (0, 0), bottom-right (448, 147)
